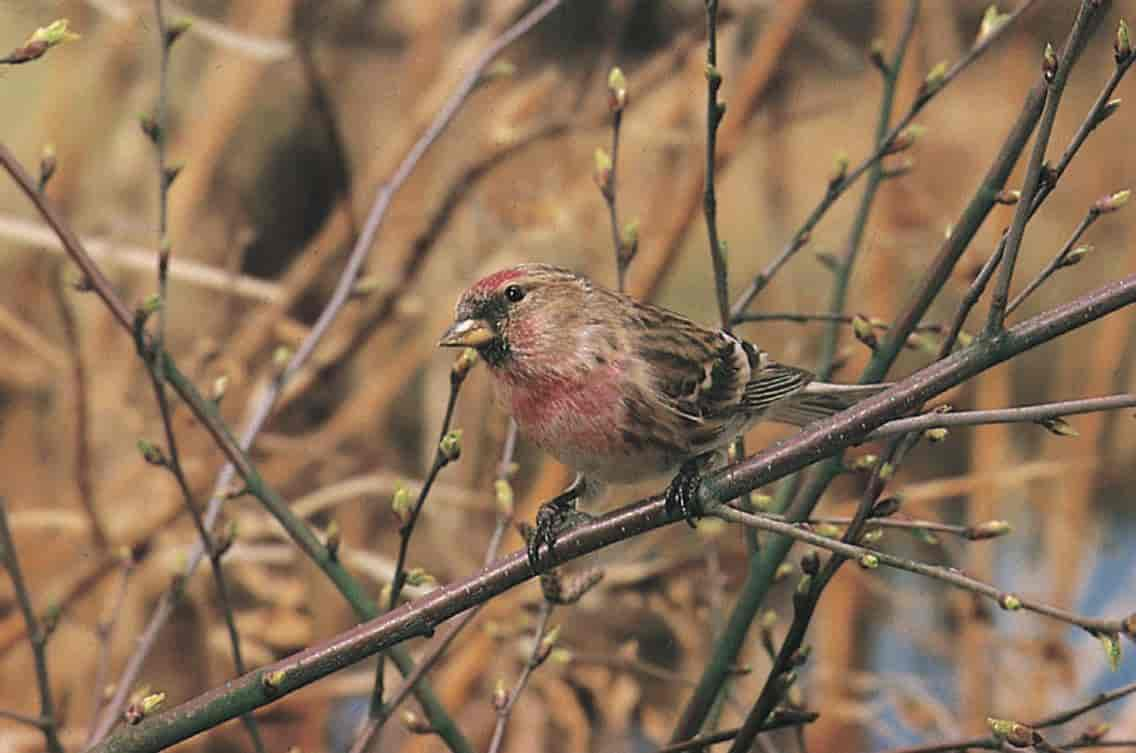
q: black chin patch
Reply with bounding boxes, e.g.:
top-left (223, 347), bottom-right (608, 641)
top-left (479, 337), bottom-right (510, 367)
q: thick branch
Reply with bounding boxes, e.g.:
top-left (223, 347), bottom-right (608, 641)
top-left (87, 270), bottom-right (1136, 753)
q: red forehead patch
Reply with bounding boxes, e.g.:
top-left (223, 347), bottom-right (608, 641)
top-left (469, 267), bottom-right (524, 296)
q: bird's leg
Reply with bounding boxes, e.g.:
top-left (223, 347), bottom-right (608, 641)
top-left (665, 456), bottom-right (710, 527)
top-left (527, 474), bottom-right (596, 570)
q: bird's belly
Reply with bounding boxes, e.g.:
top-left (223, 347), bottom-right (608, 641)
top-left (498, 368), bottom-right (680, 483)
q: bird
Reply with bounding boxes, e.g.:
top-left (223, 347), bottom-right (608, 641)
top-left (439, 263), bottom-right (884, 568)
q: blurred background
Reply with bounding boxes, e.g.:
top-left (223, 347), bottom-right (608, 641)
top-left (1, 1), bottom-right (1134, 752)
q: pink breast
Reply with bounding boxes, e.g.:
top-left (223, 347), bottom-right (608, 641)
top-left (505, 364), bottom-right (626, 457)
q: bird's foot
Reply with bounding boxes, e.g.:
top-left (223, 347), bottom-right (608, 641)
top-left (526, 487), bottom-right (593, 571)
top-left (665, 459), bottom-right (705, 528)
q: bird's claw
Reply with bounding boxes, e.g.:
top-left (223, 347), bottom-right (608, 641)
top-left (665, 460), bottom-right (704, 528)
top-left (526, 496), bottom-right (593, 571)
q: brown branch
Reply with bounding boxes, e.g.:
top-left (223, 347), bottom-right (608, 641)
top-left (348, 420), bottom-right (521, 753)
top-left (84, 267), bottom-right (1136, 753)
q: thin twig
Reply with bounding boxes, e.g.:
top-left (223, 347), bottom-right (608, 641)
top-left (939, 26), bottom-right (1134, 354)
top-left (0, 708), bottom-right (48, 728)
top-left (816, 0), bottom-right (919, 380)
top-left (365, 358), bottom-right (468, 737)
top-left (0, 497), bottom-right (65, 753)
top-left (52, 248), bottom-right (107, 550)
top-left (868, 394), bottom-right (1136, 440)
top-left (1031, 679), bottom-right (1136, 728)
top-left (151, 0), bottom-right (172, 371)
top-left (86, 555), bottom-right (137, 745)
top-left (985, 1), bottom-right (1106, 333)
top-left (486, 601), bottom-right (556, 753)
top-left (1006, 206), bottom-right (1099, 316)
top-left (728, 0), bottom-right (1041, 322)
top-left (360, 420), bottom-right (519, 746)
top-left (704, 0), bottom-right (730, 329)
top-left (677, 2), bottom-right (927, 744)
top-left (726, 423), bottom-right (922, 753)
top-left (600, 66), bottom-right (631, 291)
top-left (713, 504), bottom-right (1131, 636)
top-left (144, 369), bottom-right (267, 753)
top-left (652, 710), bottom-right (819, 753)
top-left (772, 513), bottom-right (1007, 542)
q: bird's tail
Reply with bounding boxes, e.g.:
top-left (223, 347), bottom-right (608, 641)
top-left (765, 381), bottom-right (890, 427)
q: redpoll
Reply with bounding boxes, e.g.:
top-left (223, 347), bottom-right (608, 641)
top-left (439, 264), bottom-right (883, 567)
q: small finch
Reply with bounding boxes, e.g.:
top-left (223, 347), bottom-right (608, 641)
top-left (439, 264), bottom-right (883, 567)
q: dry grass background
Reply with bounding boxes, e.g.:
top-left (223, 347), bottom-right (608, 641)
top-left (0, 1), bottom-right (1135, 752)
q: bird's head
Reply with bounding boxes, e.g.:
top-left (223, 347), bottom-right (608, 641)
top-left (439, 264), bottom-right (593, 373)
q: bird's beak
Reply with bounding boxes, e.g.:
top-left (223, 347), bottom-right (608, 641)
top-left (438, 318), bottom-right (496, 348)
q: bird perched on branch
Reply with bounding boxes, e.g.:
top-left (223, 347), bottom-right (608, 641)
top-left (439, 263), bottom-right (883, 568)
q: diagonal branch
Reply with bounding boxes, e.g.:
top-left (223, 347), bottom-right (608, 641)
top-left (86, 268), bottom-right (1136, 753)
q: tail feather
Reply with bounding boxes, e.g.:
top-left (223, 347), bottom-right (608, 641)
top-left (765, 381), bottom-right (890, 427)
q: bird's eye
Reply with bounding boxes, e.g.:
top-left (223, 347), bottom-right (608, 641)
top-left (504, 285), bottom-right (525, 303)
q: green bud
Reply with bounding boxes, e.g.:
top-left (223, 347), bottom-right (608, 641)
top-left (1100, 632), bottom-right (1121, 672)
top-left (593, 147), bottom-right (613, 191)
top-left (405, 567), bottom-right (436, 588)
top-left (1037, 416), bottom-right (1078, 437)
top-left (272, 345), bottom-right (292, 368)
top-left (999, 593), bottom-right (1022, 611)
top-left (851, 314), bottom-right (878, 349)
top-left (262, 670), bottom-right (287, 691)
top-left (921, 60), bottom-right (948, 94)
top-left (1042, 42), bottom-right (1058, 83)
top-left (868, 38), bottom-right (888, 74)
top-left (830, 151), bottom-right (849, 185)
top-left (32, 19), bottom-right (81, 47)
top-left (858, 553), bottom-right (880, 569)
top-left (861, 528), bottom-right (883, 544)
top-left (400, 710), bottom-right (433, 735)
top-left (1094, 189), bottom-right (1131, 214)
top-left (137, 438), bottom-right (165, 466)
top-left (607, 66), bottom-right (628, 111)
top-left (977, 5), bottom-right (1010, 45)
top-left (439, 429), bottom-right (463, 462)
top-left (139, 691), bottom-right (166, 715)
top-left (1117, 19), bottom-right (1132, 63)
top-left (967, 520), bottom-right (1012, 540)
top-left (494, 479), bottom-right (514, 516)
top-left (165, 18), bottom-right (192, 47)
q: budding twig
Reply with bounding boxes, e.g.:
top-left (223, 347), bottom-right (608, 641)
top-left (486, 601), bottom-right (557, 753)
top-left (728, 0), bottom-right (1040, 322)
top-left (986, 1), bottom-right (1107, 334)
top-left (703, 0), bottom-right (731, 330)
top-left (351, 422), bottom-right (522, 753)
top-left (867, 394), bottom-right (1136, 440)
top-left (711, 504), bottom-right (1130, 637)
